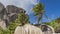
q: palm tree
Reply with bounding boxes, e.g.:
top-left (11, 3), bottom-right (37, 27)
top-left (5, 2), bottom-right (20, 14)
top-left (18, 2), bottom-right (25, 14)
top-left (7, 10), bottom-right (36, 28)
top-left (32, 3), bottom-right (45, 24)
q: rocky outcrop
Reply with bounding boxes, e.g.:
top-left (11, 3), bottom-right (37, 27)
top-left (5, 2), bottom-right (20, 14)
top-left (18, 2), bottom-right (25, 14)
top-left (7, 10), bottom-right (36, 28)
top-left (0, 3), bottom-right (5, 13)
top-left (41, 24), bottom-right (55, 34)
top-left (0, 3), bottom-right (26, 30)
top-left (0, 3), bottom-right (6, 20)
top-left (6, 5), bottom-right (26, 22)
top-left (0, 3), bottom-right (7, 30)
top-left (6, 5), bottom-right (25, 14)
top-left (33, 24), bottom-right (55, 34)
top-left (14, 24), bottom-right (44, 34)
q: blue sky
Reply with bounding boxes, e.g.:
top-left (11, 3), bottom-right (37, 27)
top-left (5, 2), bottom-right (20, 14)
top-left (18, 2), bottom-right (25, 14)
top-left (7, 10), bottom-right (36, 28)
top-left (0, 0), bottom-right (60, 24)
top-left (41, 0), bottom-right (60, 21)
top-left (29, 0), bottom-right (60, 24)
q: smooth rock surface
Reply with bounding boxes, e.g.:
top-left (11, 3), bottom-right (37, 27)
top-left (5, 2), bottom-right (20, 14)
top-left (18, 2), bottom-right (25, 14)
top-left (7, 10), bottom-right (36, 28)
top-left (41, 24), bottom-right (55, 34)
top-left (14, 24), bottom-right (44, 34)
top-left (0, 20), bottom-right (7, 30)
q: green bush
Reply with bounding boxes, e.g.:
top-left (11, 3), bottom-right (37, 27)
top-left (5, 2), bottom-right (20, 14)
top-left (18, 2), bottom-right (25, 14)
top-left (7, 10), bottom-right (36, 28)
top-left (0, 13), bottom-right (29, 34)
top-left (0, 27), bottom-right (10, 34)
top-left (8, 22), bottom-right (20, 34)
top-left (0, 14), bottom-right (24, 34)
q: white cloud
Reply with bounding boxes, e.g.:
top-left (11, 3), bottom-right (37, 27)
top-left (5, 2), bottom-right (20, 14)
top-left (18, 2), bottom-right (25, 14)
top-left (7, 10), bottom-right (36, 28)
top-left (0, 0), bottom-right (38, 14)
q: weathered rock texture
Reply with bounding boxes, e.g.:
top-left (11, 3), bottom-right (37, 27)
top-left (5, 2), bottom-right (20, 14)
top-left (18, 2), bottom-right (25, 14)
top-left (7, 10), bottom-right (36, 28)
top-left (0, 3), bottom-right (7, 30)
top-left (0, 3), bottom-right (26, 30)
top-left (14, 24), bottom-right (43, 34)
top-left (6, 5), bottom-right (26, 23)
top-left (0, 3), bottom-right (6, 20)
top-left (0, 20), bottom-right (7, 30)
top-left (41, 24), bottom-right (55, 34)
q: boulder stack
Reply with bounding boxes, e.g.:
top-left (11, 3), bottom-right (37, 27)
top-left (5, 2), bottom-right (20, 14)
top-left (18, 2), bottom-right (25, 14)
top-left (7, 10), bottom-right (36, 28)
top-left (6, 5), bottom-right (26, 23)
top-left (0, 3), bottom-right (26, 30)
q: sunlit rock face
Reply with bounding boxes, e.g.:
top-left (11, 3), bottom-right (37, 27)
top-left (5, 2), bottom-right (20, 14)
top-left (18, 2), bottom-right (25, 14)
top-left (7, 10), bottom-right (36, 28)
top-left (41, 24), bottom-right (55, 34)
top-left (0, 20), bottom-right (7, 30)
top-left (6, 5), bottom-right (26, 22)
top-left (14, 26), bottom-right (27, 34)
top-left (14, 24), bottom-right (43, 34)
top-left (0, 3), bottom-right (7, 30)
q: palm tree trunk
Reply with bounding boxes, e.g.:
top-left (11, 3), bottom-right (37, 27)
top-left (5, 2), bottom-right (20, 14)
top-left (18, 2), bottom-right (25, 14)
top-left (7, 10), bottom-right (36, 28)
top-left (37, 14), bottom-right (42, 24)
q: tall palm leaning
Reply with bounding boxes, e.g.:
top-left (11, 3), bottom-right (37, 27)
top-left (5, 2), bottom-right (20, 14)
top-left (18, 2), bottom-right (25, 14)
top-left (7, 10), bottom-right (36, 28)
top-left (32, 3), bottom-right (45, 24)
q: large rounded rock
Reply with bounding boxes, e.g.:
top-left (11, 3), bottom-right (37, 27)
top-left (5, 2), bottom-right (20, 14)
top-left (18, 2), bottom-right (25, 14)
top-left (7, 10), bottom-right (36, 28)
top-left (41, 24), bottom-right (55, 34)
top-left (14, 24), bottom-right (43, 34)
top-left (14, 26), bottom-right (27, 34)
top-left (6, 5), bottom-right (26, 14)
top-left (0, 2), bottom-right (7, 20)
top-left (6, 5), bottom-right (26, 22)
